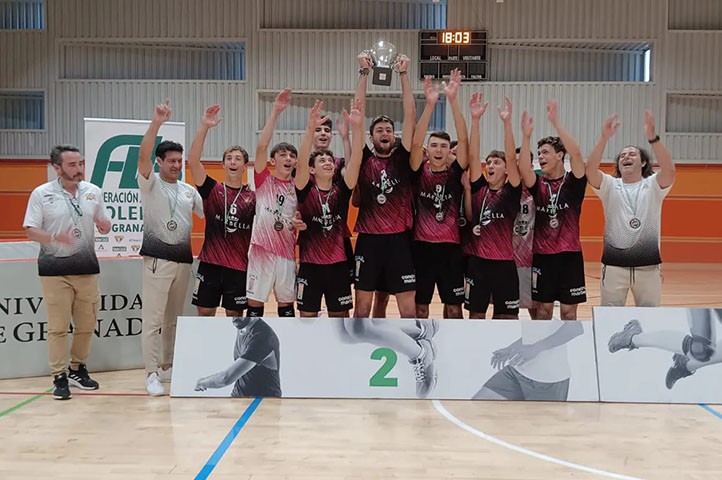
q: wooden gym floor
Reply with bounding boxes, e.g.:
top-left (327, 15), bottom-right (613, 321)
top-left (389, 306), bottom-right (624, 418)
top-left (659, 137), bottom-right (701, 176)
top-left (1, 263), bottom-right (721, 480)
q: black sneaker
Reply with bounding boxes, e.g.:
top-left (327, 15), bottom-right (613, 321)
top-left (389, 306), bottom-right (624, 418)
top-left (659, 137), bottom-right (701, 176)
top-left (68, 364), bottom-right (100, 390)
top-left (53, 373), bottom-right (72, 400)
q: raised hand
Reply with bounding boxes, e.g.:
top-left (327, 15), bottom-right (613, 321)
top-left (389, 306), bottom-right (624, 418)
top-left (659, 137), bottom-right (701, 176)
top-left (442, 68), bottom-right (462, 101)
top-left (357, 52), bottom-right (373, 70)
top-left (337, 109), bottom-right (349, 139)
top-left (497, 96), bottom-right (512, 124)
top-left (644, 110), bottom-right (657, 141)
top-left (601, 113), bottom-right (620, 140)
top-left (307, 100), bottom-right (330, 130)
top-left (521, 111), bottom-right (534, 137)
top-left (423, 76), bottom-right (440, 105)
top-left (546, 99), bottom-right (559, 126)
top-left (273, 88), bottom-right (292, 113)
top-left (201, 105), bottom-right (222, 129)
top-left (397, 54), bottom-right (410, 73)
top-left (346, 98), bottom-right (364, 129)
top-left (153, 99), bottom-right (172, 124)
top-left (469, 91), bottom-right (489, 120)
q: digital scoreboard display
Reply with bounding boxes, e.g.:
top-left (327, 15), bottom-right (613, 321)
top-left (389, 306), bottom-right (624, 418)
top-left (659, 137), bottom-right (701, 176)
top-left (418, 30), bottom-right (487, 81)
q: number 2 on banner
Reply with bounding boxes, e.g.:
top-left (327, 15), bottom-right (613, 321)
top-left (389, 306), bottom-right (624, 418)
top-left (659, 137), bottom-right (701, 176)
top-left (369, 348), bottom-right (398, 387)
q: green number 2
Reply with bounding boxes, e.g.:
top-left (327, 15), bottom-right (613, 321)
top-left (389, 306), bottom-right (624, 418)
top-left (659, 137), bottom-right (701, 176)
top-left (369, 348), bottom-right (398, 387)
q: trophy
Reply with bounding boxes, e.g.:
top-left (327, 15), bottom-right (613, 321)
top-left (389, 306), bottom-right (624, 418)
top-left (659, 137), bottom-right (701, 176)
top-left (364, 40), bottom-right (400, 86)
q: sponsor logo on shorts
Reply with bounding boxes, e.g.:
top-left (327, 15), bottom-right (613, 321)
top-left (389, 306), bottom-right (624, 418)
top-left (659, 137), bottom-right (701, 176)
top-left (506, 299), bottom-right (521, 309)
top-left (531, 267), bottom-right (541, 289)
top-left (464, 278), bottom-right (473, 299)
top-left (569, 286), bottom-right (586, 297)
top-left (338, 294), bottom-right (353, 306)
top-left (453, 286), bottom-right (465, 298)
top-left (401, 274), bottom-right (415, 284)
top-left (296, 281), bottom-right (305, 301)
top-left (247, 274), bottom-right (257, 294)
top-left (355, 256), bottom-right (364, 279)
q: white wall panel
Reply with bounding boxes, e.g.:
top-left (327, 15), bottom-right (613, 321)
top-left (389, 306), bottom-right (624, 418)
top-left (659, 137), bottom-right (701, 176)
top-left (666, 94), bottom-right (722, 133)
top-left (454, 83), bottom-right (658, 161)
top-left (666, 134), bottom-right (722, 162)
top-left (260, 0), bottom-right (446, 30)
top-left (52, 81), bottom-right (254, 158)
top-left (663, 32), bottom-right (722, 91)
top-left (0, 32), bottom-right (49, 86)
top-left (668, 0), bottom-right (722, 30)
top-left (447, 0), bottom-right (662, 39)
top-left (49, 0), bottom-right (253, 38)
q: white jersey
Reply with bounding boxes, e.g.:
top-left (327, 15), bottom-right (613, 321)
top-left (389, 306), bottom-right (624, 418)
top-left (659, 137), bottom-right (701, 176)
top-left (250, 168), bottom-right (297, 260)
top-left (592, 172), bottom-right (671, 267)
top-left (138, 172), bottom-right (203, 264)
top-left (515, 318), bottom-right (570, 383)
top-left (23, 179), bottom-right (109, 276)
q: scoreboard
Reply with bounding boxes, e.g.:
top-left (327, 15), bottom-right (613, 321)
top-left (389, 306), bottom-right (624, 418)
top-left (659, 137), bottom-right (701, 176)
top-left (418, 30), bottom-right (488, 81)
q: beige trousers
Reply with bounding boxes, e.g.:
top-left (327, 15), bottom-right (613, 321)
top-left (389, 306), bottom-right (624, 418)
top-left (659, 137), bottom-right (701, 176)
top-left (39, 275), bottom-right (100, 377)
top-left (141, 257), bottom-right (191, 374)
top-left (601, 264), bottom-right (662, 307)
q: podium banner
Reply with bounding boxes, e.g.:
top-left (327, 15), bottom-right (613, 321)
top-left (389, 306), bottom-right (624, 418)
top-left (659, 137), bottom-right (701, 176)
top-left (171, 317), bottom-right (599, 401)
top-left (594, 307), bottom-right (722, 404)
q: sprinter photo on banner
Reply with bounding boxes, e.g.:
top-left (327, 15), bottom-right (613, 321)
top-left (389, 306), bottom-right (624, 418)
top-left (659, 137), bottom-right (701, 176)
top-left (171, 317), bottom-right (599, 401)
top-left (595, 307), bottom-right (722, 404)
top-left (84, 118), bottom-right (185, 257)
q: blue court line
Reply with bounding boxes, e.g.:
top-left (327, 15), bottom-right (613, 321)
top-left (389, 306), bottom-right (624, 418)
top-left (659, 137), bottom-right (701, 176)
top-left (195, 397), bottom-right (263, 480)
top-left (699, 404), bottom-right (722, 420)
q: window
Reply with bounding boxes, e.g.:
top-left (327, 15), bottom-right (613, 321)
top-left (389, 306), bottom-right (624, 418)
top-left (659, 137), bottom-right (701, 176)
top-left (0, 0), bottom-right (44, 30)
top-left (0, 91), bottom-right (44, 130)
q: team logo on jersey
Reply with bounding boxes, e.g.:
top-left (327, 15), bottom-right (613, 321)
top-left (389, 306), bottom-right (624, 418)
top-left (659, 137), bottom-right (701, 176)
top-left (84, 193), bottom-right (96, 201)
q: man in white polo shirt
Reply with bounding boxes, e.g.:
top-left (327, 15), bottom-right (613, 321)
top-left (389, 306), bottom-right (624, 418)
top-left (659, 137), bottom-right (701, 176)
top-left (137, 100), bottom-right (204, 396)
top-left (586, 110), bottom-right (675, 306)
top-left (24, 145), bottom-right (112, 400)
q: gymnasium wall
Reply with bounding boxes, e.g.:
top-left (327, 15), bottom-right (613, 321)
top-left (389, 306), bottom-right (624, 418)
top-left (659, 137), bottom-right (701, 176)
top-left (1, 0), bottom-right (721, 261)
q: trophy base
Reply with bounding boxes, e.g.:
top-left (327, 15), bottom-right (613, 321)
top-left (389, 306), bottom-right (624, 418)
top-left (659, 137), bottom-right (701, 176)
top-left (372, 67), bottom-right (393, 86)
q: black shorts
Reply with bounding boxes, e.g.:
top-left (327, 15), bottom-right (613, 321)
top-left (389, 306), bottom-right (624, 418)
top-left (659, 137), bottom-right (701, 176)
top-left (413, 241), bottom-right (464, 305)
top-left (464, 256), bottom-right (519, 316)
top-left (354, 232), bottom-right (415, 294)
top-left (532, 251), bottom-right (587, 304)
top-left (297, 261), bottom-right (353, 313)
top-left (192, 261), bottom-right (247, 312)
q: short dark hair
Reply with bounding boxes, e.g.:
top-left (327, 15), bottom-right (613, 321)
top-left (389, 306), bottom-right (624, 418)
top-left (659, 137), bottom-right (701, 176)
top-left (270, 142), bottom-right (298, 158)
top-left (369, 115), bottom-right (395, 135)
top-left (320, 117), bottom-right (333, 130)
top-left (537, 136), bottom-right (566, 156)
top-left (515, 146), bottom-right (534, 163)
top-left (428, 131), bottom-right (451, 144)
top-left (613, 146), bottom-right (654, 178)
top-left (50, 145), bottom-right (81, 166)
top-left (450, 140), bottom-right (459, 150)
top-left (222, 146), bottom-right (249, 164)
top-left (485, 150), bottom-right (506, 163)
top-left (309, 149), bottom-right (334, 168)
top-left (156, 140), bottom-right (183, 159)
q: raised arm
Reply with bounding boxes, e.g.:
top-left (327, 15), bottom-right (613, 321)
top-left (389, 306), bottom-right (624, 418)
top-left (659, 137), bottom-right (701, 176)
top-left (337, 111), bottom-right (352, 166)
top-left (468, 91), bottom-right (489, 183)
top-left (586, 113), bottom-right (620, 189)
top-left (461, 170), bottom-right (473, 222)
top-left (137, 99), bottom-right (171, 179)
top-left (356, 53), bottom-right (372, 113)
top-left (344, 98), bottom-right (366, 190)
top-left (519, 111), bottom-right (536, 189)
top-left (498, 97), bottom-right (520, 187)
top-left (410, 77), bottom-right (439, 171)
top-left (444, 69), bottom-right (469, 169)
top-left (397, 55), bottom-right (416, 151)
top-left (645, 110), bottom-right (675, 189)
top-left (188, 105), bottom-right (222, 186)
top-left (295, 100), bottom-right (329, 191)
top-left (547, 100), bottom-right (585, 179)
top-left (255, 88), bottom-right (292, 174)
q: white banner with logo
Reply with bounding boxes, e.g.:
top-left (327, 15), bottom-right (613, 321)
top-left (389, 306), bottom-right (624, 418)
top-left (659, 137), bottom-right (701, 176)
top-left (595, 307), bottom-right (722, 404)
top-left (84, 118), bottom-right (186, 257)
top-left (171, 317), bottom-right (599, 401)
top-left (0, 258), bottom-right (198, 379)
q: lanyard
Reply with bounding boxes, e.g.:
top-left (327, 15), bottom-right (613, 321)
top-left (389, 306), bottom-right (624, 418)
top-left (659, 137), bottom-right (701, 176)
top-left (543, 173), bottom-right (566, 217)
top-left (315, 184), bottom-right (334, 232)
top-left (621, 181), bottom-right (643, 217)
top-left (273, 178), bottom-right (294, 221)
top-left (57, 179), bottom-right (83, 235)
top-left (223, 183), bottom-right (244, 236)
top-left (159, 179), bottom-right (180, 221)
top-left (429, 164), bottom-right (449, 215)
top-left (478, 187), bottom-right (495, 226)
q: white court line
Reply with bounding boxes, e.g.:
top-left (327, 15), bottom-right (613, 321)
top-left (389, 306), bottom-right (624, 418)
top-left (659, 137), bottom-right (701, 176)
top-left (433, 400), bottom-right (643, 480)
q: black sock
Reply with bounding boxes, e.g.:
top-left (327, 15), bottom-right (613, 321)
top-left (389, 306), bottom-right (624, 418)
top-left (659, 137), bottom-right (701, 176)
top-left (278, 305), bottom-right (295, 317)
top-left (247, 306), bottom-right (264, 317)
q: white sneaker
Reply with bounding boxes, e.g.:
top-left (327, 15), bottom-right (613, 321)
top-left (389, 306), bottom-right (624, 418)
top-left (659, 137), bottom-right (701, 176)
top-left (146, 372), bottom-right (165, 397)
top-left (158, 367), bottom-right (172, 384)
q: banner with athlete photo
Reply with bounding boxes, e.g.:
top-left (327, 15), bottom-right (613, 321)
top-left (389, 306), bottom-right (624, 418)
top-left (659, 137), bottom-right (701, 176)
top-left (595, 307), bottom-right (722, 404)
top-left (84, 118), bottom-right (185, 257)
top-left (171, 317), bottom-right (599, 401)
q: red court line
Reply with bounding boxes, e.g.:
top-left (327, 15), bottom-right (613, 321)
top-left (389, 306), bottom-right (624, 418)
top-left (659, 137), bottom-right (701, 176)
top-left (0, 391), bottom-right (153, 397)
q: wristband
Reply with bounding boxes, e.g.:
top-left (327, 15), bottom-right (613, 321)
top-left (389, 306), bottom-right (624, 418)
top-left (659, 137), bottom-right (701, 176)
top-left (399, 71), bottom-right (408, 76)
top-left (359, 68), bottom-right (370, 76)
top-left (648, 135), bottom-right (660, 144)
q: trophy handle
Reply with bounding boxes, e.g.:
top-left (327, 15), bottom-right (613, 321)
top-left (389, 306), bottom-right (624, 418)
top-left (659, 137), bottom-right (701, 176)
top-left (360, 49), bottom-right (377, 67)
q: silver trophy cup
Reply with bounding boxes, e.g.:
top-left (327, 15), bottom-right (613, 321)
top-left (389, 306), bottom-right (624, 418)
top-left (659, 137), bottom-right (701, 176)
top-left (365, 40), bottom-right (400, 86)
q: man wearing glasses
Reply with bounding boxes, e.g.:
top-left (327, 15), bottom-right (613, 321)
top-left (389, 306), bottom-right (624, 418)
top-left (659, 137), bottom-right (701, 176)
top-left (24, 145), bottom-right (112, 400)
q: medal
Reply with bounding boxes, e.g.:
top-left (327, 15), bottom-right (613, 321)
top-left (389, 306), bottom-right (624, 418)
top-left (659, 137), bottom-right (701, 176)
top-left (72, 228), bottom-right (82, 238)
top-left (629, 217), bottom-right (641, 229)
top-left (544, 174), bottom-right (566, 231)
top-left (166, 220), bottom-right (178, 231)
top-left (458, 217), bottom-right (467, 227)
top-left (549, 217), bottom-right (559, 229)
top-left (435, 211), bottom-right (445, 222)
top-left (472, 225), bottom-right (482, 236)
top-left (621, 180), bottom-right (644, 232)
top-left (274, 221), bottom-right (284, 231)
top-left (376, 193), bottom-right (387, 205)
